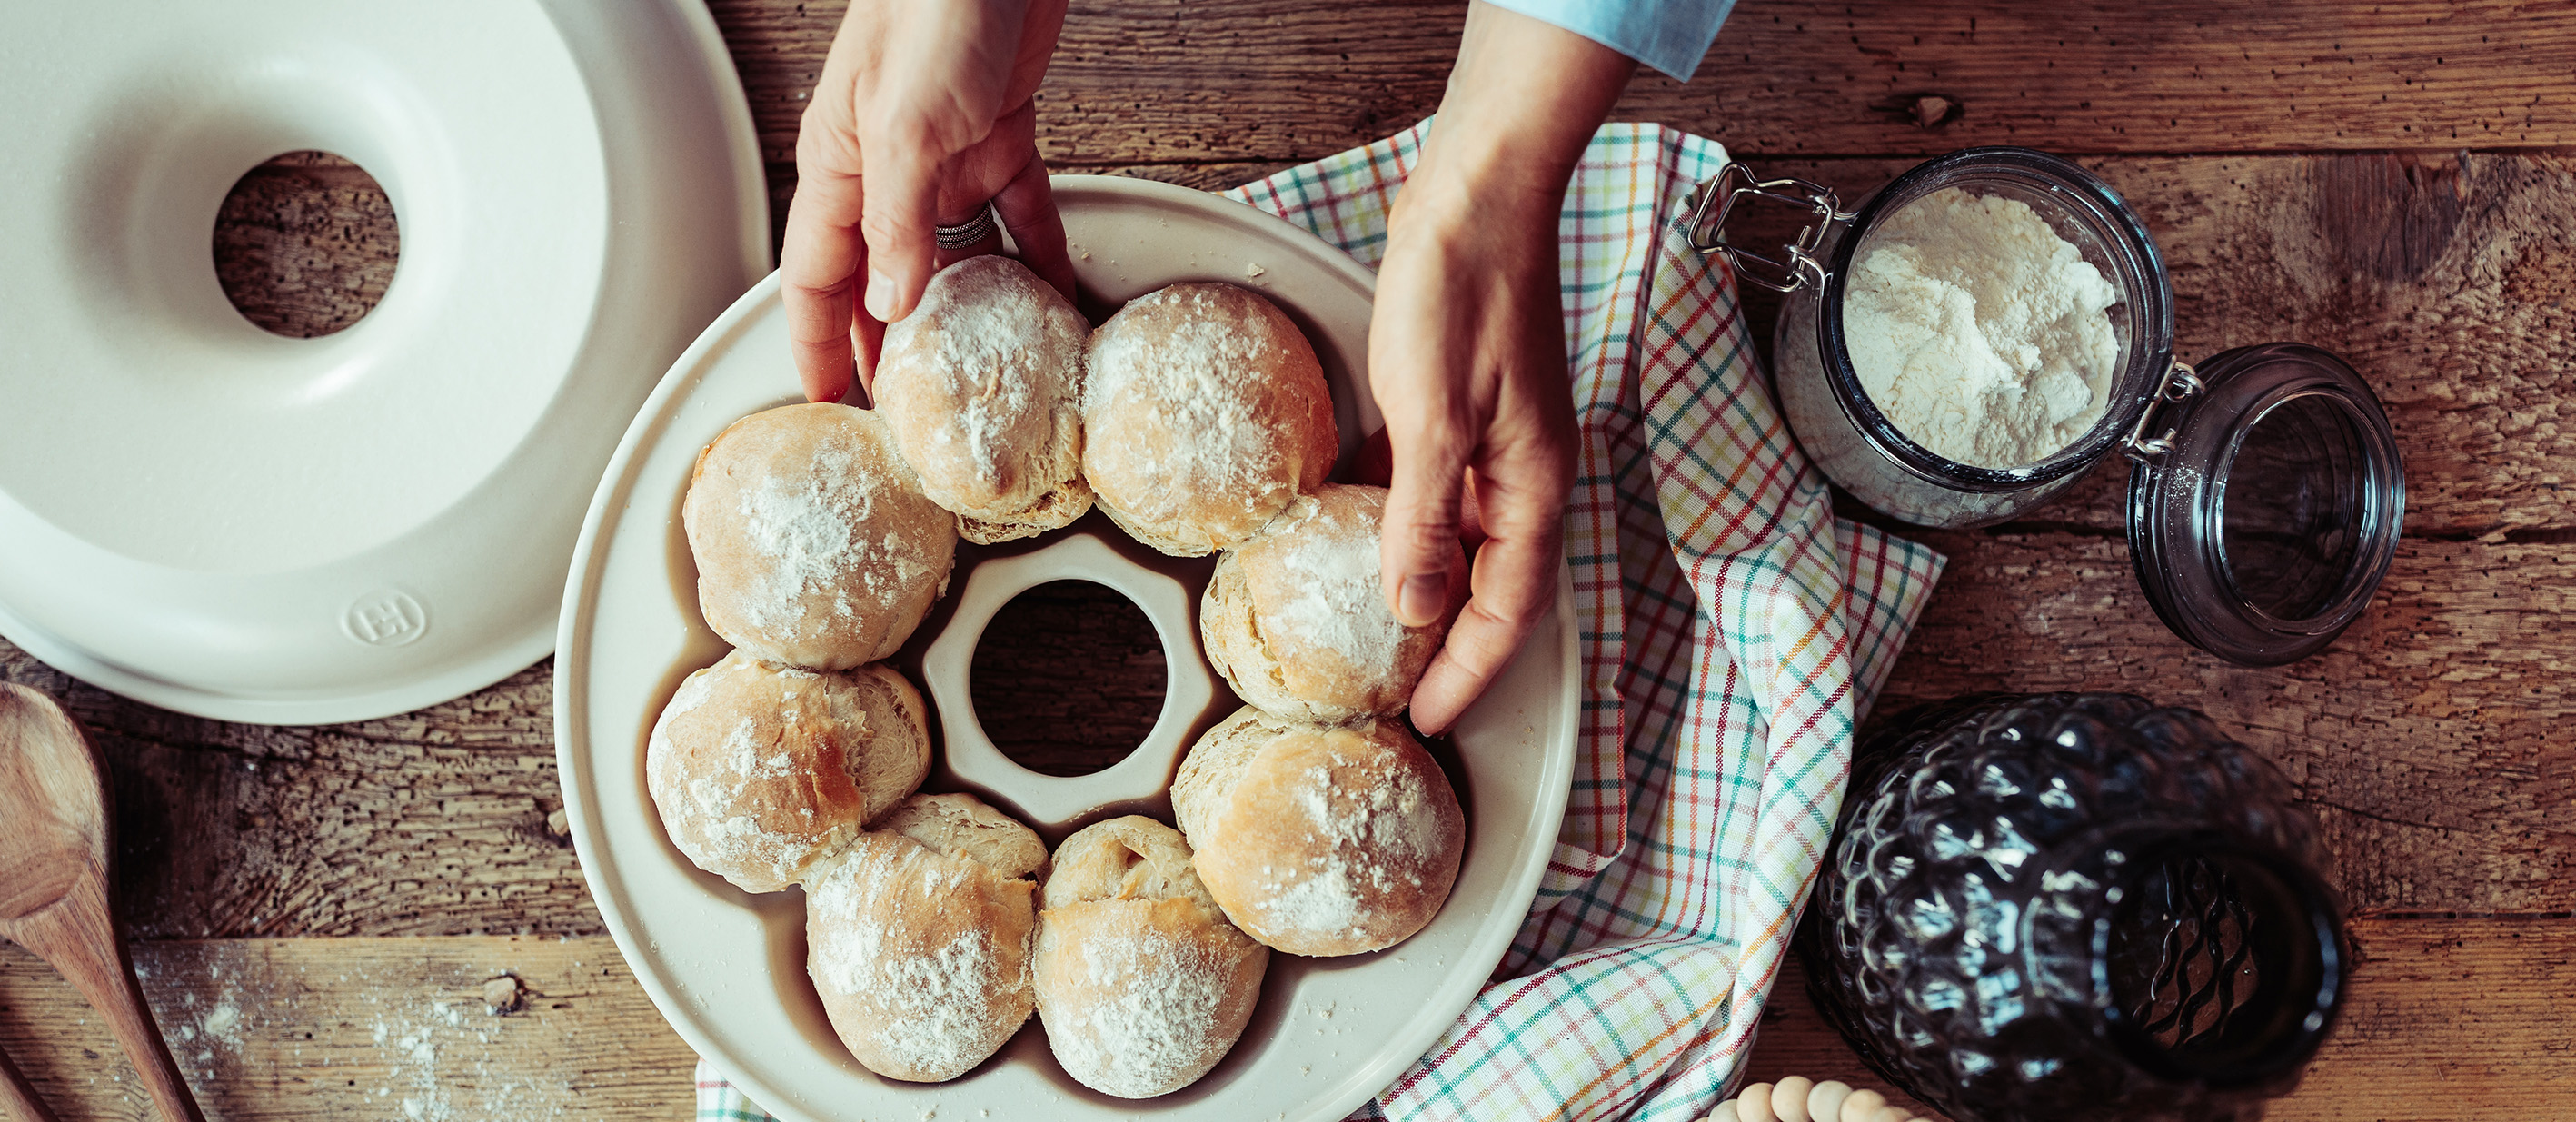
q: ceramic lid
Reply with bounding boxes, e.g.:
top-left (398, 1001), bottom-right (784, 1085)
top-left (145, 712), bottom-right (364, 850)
top-left (0, 0), bottom-right (770, 722)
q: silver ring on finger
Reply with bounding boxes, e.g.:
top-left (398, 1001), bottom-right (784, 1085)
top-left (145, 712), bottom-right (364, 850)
top-left (932, 203), bottom-right (1000, 250)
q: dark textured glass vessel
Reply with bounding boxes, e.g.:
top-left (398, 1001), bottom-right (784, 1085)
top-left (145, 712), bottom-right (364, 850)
top-left (1797, 694), bottom-right (2344, 1122)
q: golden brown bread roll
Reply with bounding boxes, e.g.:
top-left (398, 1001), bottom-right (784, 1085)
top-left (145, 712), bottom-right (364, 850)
top-left (1033, 817), bottom-right (1269, 1098)
top-left (875, 789), bottom-right (1049, 881)
top-left (1200, 483), bottom-right (1467, 720)
top-left (644, 650), bottom-right (930, 893)
top-left (1170, 707), bottom-right (1465, 957)
top-left (684, 402), bottom-right (958, 669)
top-left (806, 793), bottom-right (1045, 1083)
top-left (1080, 283), bottom-right (1337, 556)
top-left (874, 256), bottom-right (1093, 544)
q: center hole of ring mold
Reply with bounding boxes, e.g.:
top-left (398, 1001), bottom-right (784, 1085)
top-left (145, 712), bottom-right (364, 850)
top-left (969, 580), bottom-right (1169, 778)
top-left (214, 151), bottom-right (400, 338)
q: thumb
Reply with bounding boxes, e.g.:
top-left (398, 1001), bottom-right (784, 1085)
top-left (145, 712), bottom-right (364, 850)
top-left (1380, 422), bottom-right (1471, 629)
top-left (858, 131), bottom-right (943, 324)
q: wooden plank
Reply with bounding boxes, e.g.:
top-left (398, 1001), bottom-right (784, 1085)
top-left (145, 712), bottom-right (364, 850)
top-left (1744, 917), bottom-right (2576, 1122)
top-left (704, 0), bottom-right (2576, 171)
top-left (1727, 152), bottom-right (2576, 540)
top-left (143, 146), bottom-right (2574, 936)
top-left (0, 919), bottom-right (2560, 1120)
top-left (15, 528), bottom-right (2556, 933)
top-left (968, 578), bottom-right (1169, 777)
top-left (0, 937), bottom-right (691, 1121)
top-left (1874, 531), bottom-right (2576, 914)
top-left (0, 648), bottom-right (598, 941)
top-left (213, 144), bottom-right (2576, 536)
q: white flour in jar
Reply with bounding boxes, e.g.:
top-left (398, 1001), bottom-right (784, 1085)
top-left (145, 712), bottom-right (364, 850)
top-left (1842, 187), bottom-right (2122, 468)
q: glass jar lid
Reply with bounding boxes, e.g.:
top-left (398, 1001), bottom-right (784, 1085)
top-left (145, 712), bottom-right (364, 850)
top-left (2125, 343), bottom-right (2405, 666)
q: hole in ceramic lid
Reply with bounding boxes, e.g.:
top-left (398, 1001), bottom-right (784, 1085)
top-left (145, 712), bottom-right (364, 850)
top-left (968, 579), bottom-right (1168, 777)
top-left (213, 151), bottom-right (398, 339)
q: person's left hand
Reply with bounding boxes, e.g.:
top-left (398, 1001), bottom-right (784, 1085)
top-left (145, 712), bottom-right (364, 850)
top-left (1369, 160), bottom-right (1577, 737)
top-left (1369, 3), bottom-right (1631, 735)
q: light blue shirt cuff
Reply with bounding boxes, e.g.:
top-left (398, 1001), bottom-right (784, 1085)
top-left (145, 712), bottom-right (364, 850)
top-left (1482, 0), bottom-right (1736, 82)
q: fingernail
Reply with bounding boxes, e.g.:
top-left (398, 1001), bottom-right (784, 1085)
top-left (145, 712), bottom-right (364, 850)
top-left (863, 267), bottom-right (894, 321)
top-left (1397, 571), bottom-right (1447, 628)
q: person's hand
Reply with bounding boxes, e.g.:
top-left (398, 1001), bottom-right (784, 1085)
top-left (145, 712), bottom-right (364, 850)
top-left (1374, 3), bottom-right (1631, 734)
top-left (783, 0), bottom-right (1078, 405)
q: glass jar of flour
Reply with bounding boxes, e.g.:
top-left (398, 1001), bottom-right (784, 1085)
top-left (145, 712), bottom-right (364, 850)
top-left (1687, 148), bottom-right (2405, 666)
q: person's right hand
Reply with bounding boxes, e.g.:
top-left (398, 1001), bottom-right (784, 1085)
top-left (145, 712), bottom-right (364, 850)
top-left (783, 0), bottom-right (1078, 405)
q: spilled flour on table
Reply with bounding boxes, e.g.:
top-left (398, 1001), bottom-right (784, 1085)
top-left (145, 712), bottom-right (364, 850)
top-left (114, 940), bottom-right (594, 1120)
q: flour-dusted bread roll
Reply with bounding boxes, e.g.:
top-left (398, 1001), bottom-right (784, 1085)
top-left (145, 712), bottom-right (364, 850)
top-left (874, 256), bottom-right (1093, 544)
top-left (1201, 483), bottom-right (1466, 721)
top-left (685, 402), bottom-right (958, 669)
top-left (1034, 817), bottom-right (1269, 1098)
top-left (1170, 708), bottom-right (1465, 956)
top-left (1081, 283), bottom-right (1337, 556)
top-left (645, 650), bottom-right (930, 893)
top-left (806, 793), bottom-right (1045, 1083)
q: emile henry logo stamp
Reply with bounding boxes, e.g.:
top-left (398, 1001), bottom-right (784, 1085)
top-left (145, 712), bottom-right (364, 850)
top-left (343, 591), bottom-right (428, 648)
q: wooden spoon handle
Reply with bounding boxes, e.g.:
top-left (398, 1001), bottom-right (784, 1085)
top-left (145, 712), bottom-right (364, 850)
top-left (0, 1041), bottom-right (62, 1122)
top-left (3, 879), bottom-right (203, 1122)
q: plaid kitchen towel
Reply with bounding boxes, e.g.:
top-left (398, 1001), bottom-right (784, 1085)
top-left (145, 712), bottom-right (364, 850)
top-left (699, 120), bottom-right (1945, 1122)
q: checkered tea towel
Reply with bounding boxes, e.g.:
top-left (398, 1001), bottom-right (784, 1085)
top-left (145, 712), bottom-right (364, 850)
top-left (697, 121), bottom-right (1946, 1122)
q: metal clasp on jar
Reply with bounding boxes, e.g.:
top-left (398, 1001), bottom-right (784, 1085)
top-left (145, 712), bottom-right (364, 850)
top-left (1682, 162), bottom-right (1857, 293)
top-left (2121, 361), bottom-right (2204, 464)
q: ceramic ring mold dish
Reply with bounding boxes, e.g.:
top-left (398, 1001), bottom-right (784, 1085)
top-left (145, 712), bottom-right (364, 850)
top-left (558, 177), bottom-right (1582, 1122)
top-left (0, 0), bottom-right (770, 723)
top-left (920, 531), bottom-right (1224, 829)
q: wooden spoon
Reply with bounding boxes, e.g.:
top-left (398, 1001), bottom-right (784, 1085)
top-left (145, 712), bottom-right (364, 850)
top-left (0, 683), bottom-right (204, 1122)
top-left (0, 1044), bottom-right (62, 1122)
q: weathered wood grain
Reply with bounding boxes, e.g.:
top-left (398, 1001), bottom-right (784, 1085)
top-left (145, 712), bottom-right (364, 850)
top-left (0, 648), bottom-right (594, 941)
top-left (22, 0), bottom-right (2568, 1111)
top-left (211, 152), bottom-right (398, 340)
top-left (1746, 917), bottom-right (2576, 1121)
top-left (0, 937), bottom-right (691, 1121)
top-left (1874, 530), bottom-right (2576, 914)
top-left (208, 145), bottom-right (2576, 539)
top-left (6, 531), bottom-right (2565, 930)
top-left (969, 580), bottom-right (1169, 776)
top-left (1729, 153), bottom-right (2576, 539)
top-left (147, 144), bottom-right (2576, 936)
top-left (705, 0), bottom-right (2576, 175)
top-left (0, 919), bottom-right (2559, 1120)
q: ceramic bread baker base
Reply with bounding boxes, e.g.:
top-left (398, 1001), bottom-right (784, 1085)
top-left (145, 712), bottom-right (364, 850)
top-left (556, 176), bottom-right (1582, 1122)
top-left (0, 0), bottom-right (769, 723)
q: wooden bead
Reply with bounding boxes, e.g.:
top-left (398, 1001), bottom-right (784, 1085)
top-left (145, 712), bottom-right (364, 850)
top-left (1737, 1083), bottom-right (1779, 1122)
top-left (1807, 1079), bottom-right (1853, 1122)
top-left (1772, 1076), bottom-right (1815, 1122)
top-left (1839, 1089), bottom-right (1887, 1122)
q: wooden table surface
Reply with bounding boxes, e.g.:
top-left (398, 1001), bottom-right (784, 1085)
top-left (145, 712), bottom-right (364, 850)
top-left (5, 2), bottom-right (2571, 1118)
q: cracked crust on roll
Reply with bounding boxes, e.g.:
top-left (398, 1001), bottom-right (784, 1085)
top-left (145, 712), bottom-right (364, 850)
top-left (1080, 283), bottom-right (1336, 557)
top-left (1200, 484), bottom-right (1467, 721)
top-left (1169, 707), bottom-right (1465, 957)
top-left (644, 651), bottom-right (930, 894)
top-left (684, 403), bottom-right (958, 669)
top-left (874, 256), bottom-right (1094, 544)
top-left (1035, 817), bottom-right (1269, 1098)
top-left (805, 793), bottom-right (1046, 1083)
